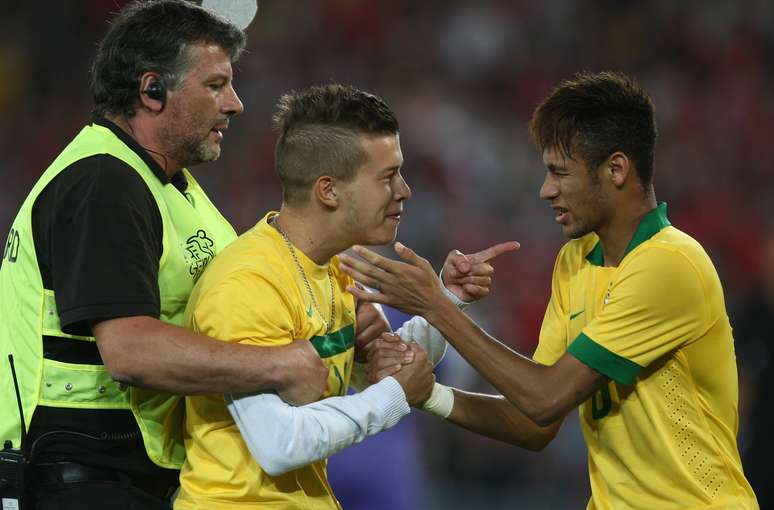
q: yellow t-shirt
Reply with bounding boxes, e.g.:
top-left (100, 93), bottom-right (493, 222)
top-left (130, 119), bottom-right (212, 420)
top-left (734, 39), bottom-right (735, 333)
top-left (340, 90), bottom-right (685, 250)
top-left (175, 212), bottom-right (356, 510)
top-left (534, 203), bottom-right (758, 510)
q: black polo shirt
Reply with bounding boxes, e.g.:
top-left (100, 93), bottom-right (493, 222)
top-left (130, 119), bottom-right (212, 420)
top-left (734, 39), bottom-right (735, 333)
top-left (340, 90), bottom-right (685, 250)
top-left (28, 118), bottom-right (187, 479)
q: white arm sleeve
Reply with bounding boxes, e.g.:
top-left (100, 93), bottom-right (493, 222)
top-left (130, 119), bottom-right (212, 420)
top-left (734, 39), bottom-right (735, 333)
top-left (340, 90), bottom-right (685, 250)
top-left (349, 314), bottom-right (448, 392)
top-left (395, 315), bottom-right (448, 367)
top-left (226, 376), bottom-right (409, 476)
top-left (393, 272), bottom-right (466, 366)
top-left (349, 279), bottom-right (461, 390)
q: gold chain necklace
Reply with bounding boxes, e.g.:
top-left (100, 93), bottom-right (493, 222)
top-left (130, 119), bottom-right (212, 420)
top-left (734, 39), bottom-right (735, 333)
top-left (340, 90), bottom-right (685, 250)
top-left (271, 215), bottom-right (336, 333)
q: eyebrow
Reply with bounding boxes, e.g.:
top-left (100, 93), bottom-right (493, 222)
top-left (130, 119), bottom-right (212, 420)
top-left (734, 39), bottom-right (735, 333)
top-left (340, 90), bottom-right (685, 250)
top-left (203, 71), bottom-right (232, 83)
top-left (546, 163), bottom-right (567, 173)
top-left (381, 164), bottom-right (402, 174)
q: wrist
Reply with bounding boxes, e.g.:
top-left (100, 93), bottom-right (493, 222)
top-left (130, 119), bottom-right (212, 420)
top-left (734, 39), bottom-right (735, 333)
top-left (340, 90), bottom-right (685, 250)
top-left (424, 296), bottom-right (458, 328)
top-left (421, 382), bottom-right (454, 418)
top-left (363, 376), bottom-right (411, 425)
top-left (438, 269), bottom-right (471, 310)
top-left (266, 344), bottom-right (296, 391)
top-left (442, 284), bottom-right (469, 310)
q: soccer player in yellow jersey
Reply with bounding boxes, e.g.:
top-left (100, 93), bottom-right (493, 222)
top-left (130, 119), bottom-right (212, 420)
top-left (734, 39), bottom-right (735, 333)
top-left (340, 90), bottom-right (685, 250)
top-left (341, 72), bottom-right (759, 509)
top-left (174, 83), bottom-right (511, 510)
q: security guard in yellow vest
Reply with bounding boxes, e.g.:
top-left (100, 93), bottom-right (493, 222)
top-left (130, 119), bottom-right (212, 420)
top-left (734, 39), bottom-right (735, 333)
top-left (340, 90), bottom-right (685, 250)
top-left (0, 2), bottom-right (329, 508)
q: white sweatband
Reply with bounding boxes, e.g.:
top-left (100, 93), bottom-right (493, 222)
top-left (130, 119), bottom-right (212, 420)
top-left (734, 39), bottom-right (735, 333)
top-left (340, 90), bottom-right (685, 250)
top-left (421, 382), bottom-right (454, 418)
top-left (439, 269), bottom-right (470, 310)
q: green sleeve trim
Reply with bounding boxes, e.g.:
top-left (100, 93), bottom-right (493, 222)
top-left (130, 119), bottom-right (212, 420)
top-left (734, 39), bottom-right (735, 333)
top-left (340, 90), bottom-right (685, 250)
top-left (567, 333), bottom-right (642, 385)
top-left (310, 323), bottom-right (355, 358)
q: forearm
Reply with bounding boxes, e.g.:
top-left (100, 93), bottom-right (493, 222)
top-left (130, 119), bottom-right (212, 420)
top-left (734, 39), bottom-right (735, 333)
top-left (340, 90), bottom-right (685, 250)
top-left (424, 302), bottom-right (573, 425)
top-left (339, 245), bottom-right (601, 422)
top-left (447, 388), bottom-right (560, 451)
top-left (94, 316), bottom-right (291, 395)
top-left (227, 377), bottom-right (409, 476)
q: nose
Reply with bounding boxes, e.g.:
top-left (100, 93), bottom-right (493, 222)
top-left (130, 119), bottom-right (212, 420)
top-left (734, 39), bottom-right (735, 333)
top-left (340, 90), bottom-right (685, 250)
top-left (539, 172), bottom-right (558, 201)
top-left (224, 84), bottom-right (244, 117)
top-left (394, 173), bottom-right (411, 201)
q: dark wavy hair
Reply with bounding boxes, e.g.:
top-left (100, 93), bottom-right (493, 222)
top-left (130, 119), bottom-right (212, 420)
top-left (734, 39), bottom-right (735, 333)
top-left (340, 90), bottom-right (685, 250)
top-left (529, 71), bottom-right (658, 187)
top-left (91, 0), bottom-right (246, 118)
top-left (273, 83), bottom-right (399, 205)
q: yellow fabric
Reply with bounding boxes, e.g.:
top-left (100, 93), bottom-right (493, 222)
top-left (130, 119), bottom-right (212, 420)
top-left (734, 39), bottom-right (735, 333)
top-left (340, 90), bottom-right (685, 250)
top-left (175, 212), bottom-right (355, 510)
top-left (534, 221), bottom-right (757, 509)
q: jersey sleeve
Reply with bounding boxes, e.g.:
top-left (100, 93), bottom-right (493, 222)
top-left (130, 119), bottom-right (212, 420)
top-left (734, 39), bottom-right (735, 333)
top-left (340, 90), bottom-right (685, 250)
top-left (533, 248), bottom-right (569, 366)
top-left (188, 269), bottom-right (297, 347)
top-left (569, 246), bottom-right (709, 385)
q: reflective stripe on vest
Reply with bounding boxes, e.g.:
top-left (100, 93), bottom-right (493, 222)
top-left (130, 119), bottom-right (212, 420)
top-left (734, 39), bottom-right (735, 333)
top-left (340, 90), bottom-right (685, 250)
top-left (40, 358), bottom-right (129, 408)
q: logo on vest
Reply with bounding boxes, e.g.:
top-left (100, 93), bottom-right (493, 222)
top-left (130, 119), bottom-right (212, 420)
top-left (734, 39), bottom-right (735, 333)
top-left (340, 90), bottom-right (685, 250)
top-left (184, 229), bottom-right (215, 280)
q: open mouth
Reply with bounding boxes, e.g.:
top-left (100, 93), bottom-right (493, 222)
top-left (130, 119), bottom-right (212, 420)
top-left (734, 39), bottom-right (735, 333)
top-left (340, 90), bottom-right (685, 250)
top-left (211, 122), bottom-right (228, 140)
top-left (385, 213), bottom-right (401, 222)
top-left (553, 207), bottom-right (568, 223)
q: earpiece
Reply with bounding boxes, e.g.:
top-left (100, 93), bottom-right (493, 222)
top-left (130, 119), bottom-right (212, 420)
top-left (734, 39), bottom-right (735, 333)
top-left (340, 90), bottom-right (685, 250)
top-left (143, 78), bottom-right (167, 110)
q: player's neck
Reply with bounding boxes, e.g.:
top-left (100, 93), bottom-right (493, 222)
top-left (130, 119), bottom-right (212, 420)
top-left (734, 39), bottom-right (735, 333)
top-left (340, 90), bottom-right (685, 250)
top-left (596, 194), bottom-right (658, 267)
top-left (273, 206), bottom-right (345, 265)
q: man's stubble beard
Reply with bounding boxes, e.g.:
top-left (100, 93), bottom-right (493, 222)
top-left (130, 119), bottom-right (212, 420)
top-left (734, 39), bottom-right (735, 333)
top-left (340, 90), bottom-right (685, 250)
top-left (160, 117), bottom-right (220, 169)
top-left (173, 134), bottom-right (220, 168)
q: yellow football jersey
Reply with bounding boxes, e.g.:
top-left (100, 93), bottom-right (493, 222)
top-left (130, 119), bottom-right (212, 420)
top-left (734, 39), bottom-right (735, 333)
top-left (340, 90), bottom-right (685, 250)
top-left (174, 212), bottom-right (356, 510)
top-left (534, 203), bottom-right (758, 510)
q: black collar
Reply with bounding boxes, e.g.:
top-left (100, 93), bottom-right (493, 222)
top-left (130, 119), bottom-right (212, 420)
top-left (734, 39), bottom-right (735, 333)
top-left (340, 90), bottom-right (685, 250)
top-left (93, 116), bottom-right (188, 193)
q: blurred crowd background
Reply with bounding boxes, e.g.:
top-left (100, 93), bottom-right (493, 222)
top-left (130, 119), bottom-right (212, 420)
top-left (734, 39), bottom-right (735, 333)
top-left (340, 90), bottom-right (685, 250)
top-left (1, 1), bottom-right (772, 508)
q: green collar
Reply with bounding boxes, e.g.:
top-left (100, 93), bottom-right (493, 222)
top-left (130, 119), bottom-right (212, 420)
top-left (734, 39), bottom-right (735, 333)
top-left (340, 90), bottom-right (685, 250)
top-left (586, 202), bottom-right (671, 266)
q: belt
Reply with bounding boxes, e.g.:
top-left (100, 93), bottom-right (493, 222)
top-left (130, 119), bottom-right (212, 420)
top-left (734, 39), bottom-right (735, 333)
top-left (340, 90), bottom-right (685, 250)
top-left (32, 462), bottom-right (177, 499)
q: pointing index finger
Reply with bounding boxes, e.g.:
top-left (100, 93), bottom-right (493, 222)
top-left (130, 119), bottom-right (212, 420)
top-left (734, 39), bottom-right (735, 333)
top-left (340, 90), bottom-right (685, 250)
top-left (467, 241), bottom-right (520, 265)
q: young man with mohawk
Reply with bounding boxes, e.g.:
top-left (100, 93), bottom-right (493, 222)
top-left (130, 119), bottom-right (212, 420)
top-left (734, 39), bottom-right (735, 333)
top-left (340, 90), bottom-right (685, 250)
top-left (175, 83), bottom-right (515, 509)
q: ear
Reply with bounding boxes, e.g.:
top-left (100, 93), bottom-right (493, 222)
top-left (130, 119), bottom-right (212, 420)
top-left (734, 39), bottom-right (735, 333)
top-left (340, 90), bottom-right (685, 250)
top-left (313, 175), bottom-right (339, 209)
top-left (606, 152), bottom-right (632, 189)
top-left (138, 72), bottom-right (164, 113)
